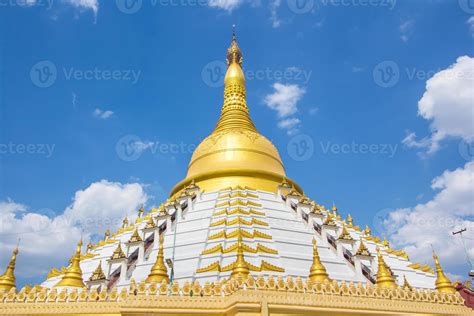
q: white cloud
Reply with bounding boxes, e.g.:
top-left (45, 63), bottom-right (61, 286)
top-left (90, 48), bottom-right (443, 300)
top-left (264, 82), bottom-right (306, 135)
top-left (64, 0), bottom-right (99, 16)
top-left (26, 0), bottom-right (98, 16)
top-left (0, 180), bottom-right (147, 279)
top-left (403, 56), bottom-right (474, 155)
top-left (380, 162), bottom-right (474, 276)
top-left (399, 20), bottom-right (414, 42)
top-left (278, 118), bottom-right (301, 135)
top-left (269, 0), bottom-right (282, 28)
top-left (468, 16), bottom-right (474, 37)
top-left (264, 83), bottom-right (305, 118)
top-left (208, 0), bottom-right (244, 11)
top-left (93, 108), bottom-right (114, 119)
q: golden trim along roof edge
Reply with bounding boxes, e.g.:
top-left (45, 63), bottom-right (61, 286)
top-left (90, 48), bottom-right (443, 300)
top-left (170, 169), bottom-right (303, 197)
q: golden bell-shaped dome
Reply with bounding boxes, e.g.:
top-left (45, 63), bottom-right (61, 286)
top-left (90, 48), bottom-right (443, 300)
top-left (171, 31), bottom-right (301, 196)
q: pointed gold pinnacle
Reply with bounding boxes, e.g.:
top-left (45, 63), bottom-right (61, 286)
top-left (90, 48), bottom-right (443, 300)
top-left (308, 238), bottom-right (330, 283)
top-left (146, 233), bottom-right (169, 284)
top-left (433, 251), bottom-right (455, 294)
top-left (375, 248), bottom-right (396, 289)
top-left (0, 246), bottom-right (19, 292)
top-left (55, 239), bottom-right (85, 288)
top-left (230, 234), bottom-right (250, 280)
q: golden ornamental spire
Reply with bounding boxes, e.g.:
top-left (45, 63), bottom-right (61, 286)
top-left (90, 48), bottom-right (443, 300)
top-left (171, 29), bottom-right (299, 196)
top-left (128, 228), bottom-right (143, 243)
top-left (337, 224), bottom-right (353, 240)
top-left (308, 238), bottom-right (331, 283)
top-left (146, 233), bottom-right (169, 284)
top-left (356, 238), bottom-right (371, 256)
top-left (347, 214), bottom-right (353, 227)
top-left (145, 217), bottom-right (156, 229)
top-left (87, 240), bottom-right (93, 252)
top-left (89, 261), bottom-right (106, 282)
top-left (402, 275), bottom-right (412, 290)
top-left (0, 246), bottom-right (19, 292)
top-left (213, 29), bottom-right (256, 134)
top-left (230, 234), bottom-right (251, 279)
top-left (375, 248), bottom-right (396, 289)
top-left (55, 239), bottom-right (85, 288)
top-left (433, 251), bottom-right (455, 293)
top-left (110, 243), bottom-right (126, 260)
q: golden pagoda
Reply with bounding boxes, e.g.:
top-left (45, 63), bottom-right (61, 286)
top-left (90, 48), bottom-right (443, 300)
top-left (54, 239), bottom-right (85, 288)
top-left (145, 234), bottom-right (169, 284)
top-left (308, 239), bottom-right (331, 283)
top-left (433, 251), bottom-right (455, 294)
top-left (0, 31), bottom-right (469, 316)
top-left (375, 247), bottom-right (396, 289)
top-left (0, 246), bottom-right (19, 292)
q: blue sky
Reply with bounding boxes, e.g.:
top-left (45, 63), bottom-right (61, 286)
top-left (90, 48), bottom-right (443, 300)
top-left (0, 0), bottom-right (473, 287)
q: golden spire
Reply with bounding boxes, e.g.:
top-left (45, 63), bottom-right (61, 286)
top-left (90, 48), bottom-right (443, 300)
top-left (375, 248), bottom-right (396, 288)
top-left (55, 239), bottom-right (85, 288)
top-left (323, 213), bottom-right (336, 226)
top-left (347, 214), bottom-right (353, 227)
top-left (146, 233), bottom-right (169, 284)
top-left (337, 224), bottom-right (353, 240)
top-left (138, 206), bottom-right (144, 218)
top-left (87, 240), bottom-right (93, 252)
top-left (432, 251), bottom-right (455, 293)
top-left (364, 225), bottom-right (372, 236)
top-left (145, 216), bottom-right (156, 229)
top-left (230, 234), bottom-right (250, 279)
top-left (402, 275), bottom-right (412, 290)
top-left (214, 29), bottom-right (255, 134)
top-left (105, 229), bottom-right (110, 240)
top-left (89, 261), bottom-right (106, 282)
top-left (308, 238), bottom-right (330, 283)
top-left (356, 238), bottom-right (371, 256)
top-left (171, 28), bottom-right (294, 196)
top-left (128, 228), bottom-right (143, 243)
top-left (0, 246), bottom-right (19, 292)
top-left (110, 243), bottom-right (126, 260)
top-left (122, 217), bottom-right (129, 228)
